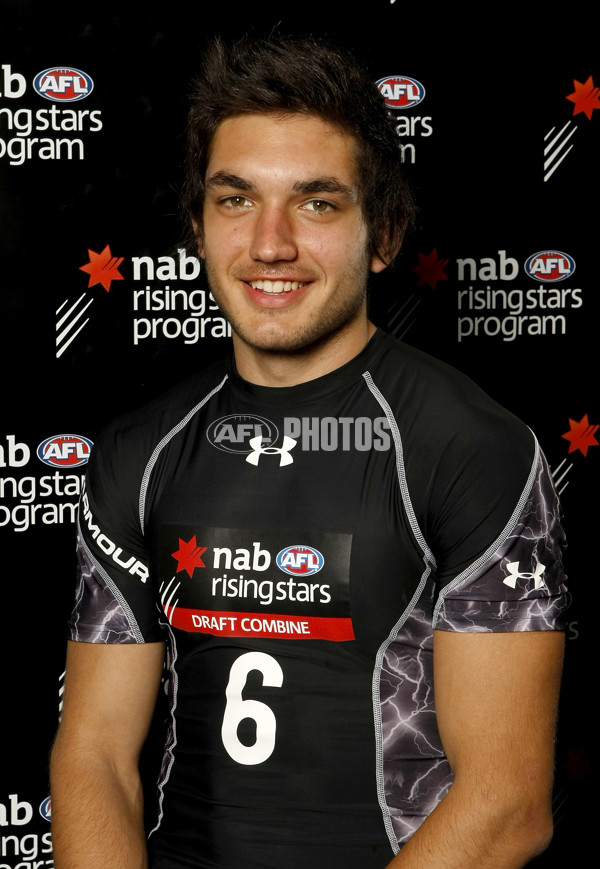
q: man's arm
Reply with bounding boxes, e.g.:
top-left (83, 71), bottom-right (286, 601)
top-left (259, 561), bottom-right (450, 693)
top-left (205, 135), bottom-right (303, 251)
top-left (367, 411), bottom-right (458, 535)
top-left (50, 639), bottom-right (165, 869)
top-left (386, 629), bottom-right (564, 868)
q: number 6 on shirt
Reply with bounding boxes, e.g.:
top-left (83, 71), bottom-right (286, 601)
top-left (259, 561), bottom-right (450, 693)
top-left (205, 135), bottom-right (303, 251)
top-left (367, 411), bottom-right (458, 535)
top-left (221, 652), bottom-right (284, 765)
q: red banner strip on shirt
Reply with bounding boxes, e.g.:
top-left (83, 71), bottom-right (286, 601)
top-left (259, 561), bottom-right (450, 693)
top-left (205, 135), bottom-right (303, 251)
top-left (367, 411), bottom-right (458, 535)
top-left (165, 607), bottom-right (355, 641)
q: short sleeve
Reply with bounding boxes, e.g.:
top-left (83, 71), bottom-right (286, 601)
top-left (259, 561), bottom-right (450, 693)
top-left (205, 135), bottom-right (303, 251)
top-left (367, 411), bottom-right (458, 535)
top-left (433, 443), bottom-right (568, 632)
top-left (67, 422), bottom-right (163, 644)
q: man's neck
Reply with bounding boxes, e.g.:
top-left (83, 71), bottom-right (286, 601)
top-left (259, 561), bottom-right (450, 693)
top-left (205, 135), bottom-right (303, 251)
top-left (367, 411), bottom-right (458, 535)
top-left (233, 320), bottom-right (377, 387)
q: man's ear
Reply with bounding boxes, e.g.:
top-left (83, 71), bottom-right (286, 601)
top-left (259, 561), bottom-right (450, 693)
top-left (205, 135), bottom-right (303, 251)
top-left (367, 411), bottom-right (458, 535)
top-left (192, 220), bottom-right (205, 259)
top-left (369, 229), bottom-right (405, 273)
top-left (369, 252), bottom-right (389, 274)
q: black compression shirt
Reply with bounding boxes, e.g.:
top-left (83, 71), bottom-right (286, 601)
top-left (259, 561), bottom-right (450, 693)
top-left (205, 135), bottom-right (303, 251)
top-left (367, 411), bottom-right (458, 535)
top-left (69, 330), bottom-right (568, 868)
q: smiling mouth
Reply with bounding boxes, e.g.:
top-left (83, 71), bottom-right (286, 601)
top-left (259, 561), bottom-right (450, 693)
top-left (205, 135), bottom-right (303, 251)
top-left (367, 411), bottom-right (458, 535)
top-left (248, 279), bottom-right (308, 295)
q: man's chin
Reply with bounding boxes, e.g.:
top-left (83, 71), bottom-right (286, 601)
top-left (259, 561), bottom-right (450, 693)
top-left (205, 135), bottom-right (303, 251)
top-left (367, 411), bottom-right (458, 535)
top-left (233, 315), bottom-right (363, 359)
top-left (215, 282), bottom-right (369, 358)
top-left (235, 328), bottom-right (322, 356)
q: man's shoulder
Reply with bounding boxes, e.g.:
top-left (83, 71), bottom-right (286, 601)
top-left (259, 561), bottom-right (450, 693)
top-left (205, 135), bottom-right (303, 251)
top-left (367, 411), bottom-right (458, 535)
top-left (371, 330), bottom-right (498, 399)
top-left (368, 331), bottom-right (535, 485)
top-left (106, 359), bottom-right (227, 435)
top-left (89, 358), bottom-right (230, 475)
top-left (371, 331), bottom-right (530, 437)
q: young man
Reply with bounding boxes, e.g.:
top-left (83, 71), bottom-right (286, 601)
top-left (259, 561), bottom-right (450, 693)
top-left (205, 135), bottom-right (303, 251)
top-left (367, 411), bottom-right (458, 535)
top-left (50, 35), bottom-right (568, 869)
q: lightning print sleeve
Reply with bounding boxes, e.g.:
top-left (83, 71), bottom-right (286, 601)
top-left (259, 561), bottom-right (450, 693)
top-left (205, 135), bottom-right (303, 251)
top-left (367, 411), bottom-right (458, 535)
top-left (434, 448), bottom-right (567, 632)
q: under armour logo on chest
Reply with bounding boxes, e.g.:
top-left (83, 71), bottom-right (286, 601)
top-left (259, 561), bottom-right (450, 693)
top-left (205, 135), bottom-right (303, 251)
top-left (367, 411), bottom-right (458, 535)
top-left (503, 560), bottom-right (546, 589)
top-left (246, 435), bottom-right (297, 467)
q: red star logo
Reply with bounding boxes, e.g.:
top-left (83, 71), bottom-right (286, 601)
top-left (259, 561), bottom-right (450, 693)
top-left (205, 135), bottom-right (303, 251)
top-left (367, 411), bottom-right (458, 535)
top-left (171, 535), bottom-right (207, 578)
top-left (566, 76), bottom-right (600, 120)
top-left (561, 414), bottom-right (599, 457)
top-left (411, 249), bottom-right (449, 291)
top-left (79, 245), bottom-right (125, 292)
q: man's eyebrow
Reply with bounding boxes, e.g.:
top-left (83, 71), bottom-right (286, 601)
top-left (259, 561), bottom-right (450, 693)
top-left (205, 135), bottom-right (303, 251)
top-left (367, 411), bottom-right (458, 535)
top-left (205, 172), bottom-right (256, 192)
top-left (205, 172), bottom-right (358, 201)
top-left (291, 178), bottom-right (358, 201)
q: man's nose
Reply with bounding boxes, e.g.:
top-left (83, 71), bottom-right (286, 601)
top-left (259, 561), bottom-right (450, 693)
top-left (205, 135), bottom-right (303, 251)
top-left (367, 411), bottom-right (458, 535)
top-left (249, 205), bottom-right (298, 262)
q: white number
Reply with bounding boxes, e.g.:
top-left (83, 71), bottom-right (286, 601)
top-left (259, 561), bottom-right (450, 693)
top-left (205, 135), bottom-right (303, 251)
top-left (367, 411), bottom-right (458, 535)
top-left (221, 652), bottom-right (284, 765)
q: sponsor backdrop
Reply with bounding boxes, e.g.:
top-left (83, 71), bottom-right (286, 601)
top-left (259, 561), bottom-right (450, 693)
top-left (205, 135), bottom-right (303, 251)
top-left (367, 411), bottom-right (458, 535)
top-left (1, 4), bottom-right (595, 866)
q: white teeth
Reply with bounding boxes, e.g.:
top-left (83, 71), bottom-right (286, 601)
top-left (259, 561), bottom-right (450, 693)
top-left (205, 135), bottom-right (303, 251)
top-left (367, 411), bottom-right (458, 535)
top-left (249, 280), bottom-right (304, 294)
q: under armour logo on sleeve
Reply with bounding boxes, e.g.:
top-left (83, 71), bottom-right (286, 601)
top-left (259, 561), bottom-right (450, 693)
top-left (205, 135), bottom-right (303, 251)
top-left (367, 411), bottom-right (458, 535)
top-left (503, 561), bottom-right (546, 589)
top-left (246, 436), bottom-right (297, 467)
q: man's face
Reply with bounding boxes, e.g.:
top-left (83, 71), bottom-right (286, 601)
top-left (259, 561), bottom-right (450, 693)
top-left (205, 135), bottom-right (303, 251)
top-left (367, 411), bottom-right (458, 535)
top-left (199, 113), bottom-right (385, 358)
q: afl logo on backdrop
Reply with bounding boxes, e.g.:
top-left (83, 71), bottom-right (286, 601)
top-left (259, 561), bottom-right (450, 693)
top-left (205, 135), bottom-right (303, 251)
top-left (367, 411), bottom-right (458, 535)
top-left (37, 434), bottom-right (93, 467)
top-left (524, 251), bottom-right (576, 282)
top-left (376, 75), bottom-right (425, 109)
top-left (33, 67), bottom-right (94, 102)
top-left (207, 414), bottom-right (279, 454)
top-left (276, 546), bottom-right (324, 576)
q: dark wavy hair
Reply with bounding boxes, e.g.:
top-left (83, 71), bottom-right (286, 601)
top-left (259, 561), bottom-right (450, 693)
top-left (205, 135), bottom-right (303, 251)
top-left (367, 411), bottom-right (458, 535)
top-left (182, 33), bottom-right (415, 265)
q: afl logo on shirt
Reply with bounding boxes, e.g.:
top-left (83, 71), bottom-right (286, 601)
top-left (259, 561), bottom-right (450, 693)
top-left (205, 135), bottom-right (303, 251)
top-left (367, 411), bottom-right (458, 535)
top-left (276, 545), bottom-right (324, 576)
top-left (207, 414), bottom-right (279, 454)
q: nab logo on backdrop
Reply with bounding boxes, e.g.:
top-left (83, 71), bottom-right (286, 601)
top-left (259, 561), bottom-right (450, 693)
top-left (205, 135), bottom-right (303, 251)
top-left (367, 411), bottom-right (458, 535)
top-left (0, 63), bottom-right (102, 166)
top-left (376, 75), bottom-right (425, 109)
top-left (525, 251), bottom-right (576, 282)
top-left (453, 248), bottom-right (583, 343)
top-left (33, 67), bottom-right (93, 102)
top-left (37, 434), bottom-right (93, 468)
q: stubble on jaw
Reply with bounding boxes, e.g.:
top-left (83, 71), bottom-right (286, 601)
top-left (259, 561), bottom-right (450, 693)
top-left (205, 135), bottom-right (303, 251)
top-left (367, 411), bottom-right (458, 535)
top-left (202, 251), bottom-right (372, 357)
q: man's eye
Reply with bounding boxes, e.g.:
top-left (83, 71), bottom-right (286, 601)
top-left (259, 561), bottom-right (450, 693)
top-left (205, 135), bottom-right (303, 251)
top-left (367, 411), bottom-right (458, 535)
top-left (224, 195), bottom-right (251, 207)
top-left (304, 199), bottom-right (332, 213)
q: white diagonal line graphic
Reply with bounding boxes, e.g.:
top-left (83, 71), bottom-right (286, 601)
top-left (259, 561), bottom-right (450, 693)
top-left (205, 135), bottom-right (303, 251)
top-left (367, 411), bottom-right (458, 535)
top-left (56, 293), bottom-right (94, 358)
top-left (544, 120), bottom-right (578, 181)
top-left (387, 294), bottom-right (422, 340)
top-left (56, 293), bottom-right (92, 329)
top-left (550, 458), bottom-right (573, 497)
